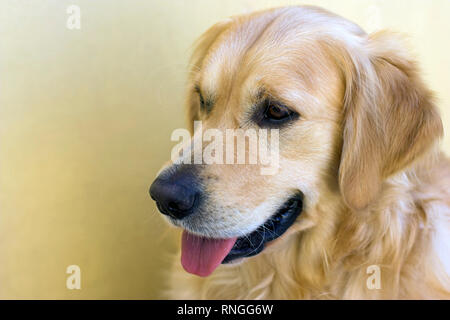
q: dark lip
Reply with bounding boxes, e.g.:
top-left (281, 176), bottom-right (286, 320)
top-left (222, 192), bottom-right (304, 264)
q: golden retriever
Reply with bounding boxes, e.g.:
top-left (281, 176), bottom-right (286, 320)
top-left (150, 6), bottom-right (450, 299)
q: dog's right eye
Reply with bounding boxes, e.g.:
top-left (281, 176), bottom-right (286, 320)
top-left (195, 86), bottom-right (211, 113)
top-left (198, 92), bottom-right (205, 110)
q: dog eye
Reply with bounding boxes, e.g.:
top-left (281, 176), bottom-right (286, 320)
top-left (265, 104), bottom-right (290, 120)
top-left (198, 92), bottom-right (205, 110)
top-left (195, 86), bottom-right (212, 113)
top-left (259, 100), bottom-right (298, 127)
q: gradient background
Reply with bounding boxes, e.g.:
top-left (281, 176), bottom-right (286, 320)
top-left (0, 0), bottom-right (449, 299)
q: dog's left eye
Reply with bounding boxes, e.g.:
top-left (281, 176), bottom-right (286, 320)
top-left (265, 104), bottom-right (291, 120)
top-left (259, 100), bottom-right (298, 127)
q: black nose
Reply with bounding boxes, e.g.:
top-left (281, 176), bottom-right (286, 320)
top-left (149, 167), bottom-right (199, 220)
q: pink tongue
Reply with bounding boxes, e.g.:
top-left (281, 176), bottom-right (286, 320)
top-left (181, 231), bottom-right (237, 277)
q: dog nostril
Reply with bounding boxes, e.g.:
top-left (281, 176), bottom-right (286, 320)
top-left (168, 201), bottom-right (180, 212)
top-left (155, 201), bottom-right (164, 213)
top-left (168, 193), bottom-right (197, 213)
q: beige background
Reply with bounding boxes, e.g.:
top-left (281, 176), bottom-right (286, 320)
top-left (0, 0), bottom-right (448, 299)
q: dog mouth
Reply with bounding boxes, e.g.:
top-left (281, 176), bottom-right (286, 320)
top-left (180, 192), bottom-right (303, 277)
top-left (222, 193), bottom-right (303, 264)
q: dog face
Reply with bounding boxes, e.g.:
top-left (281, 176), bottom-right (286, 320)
top-left (150, 7), bottom-right (442, 277)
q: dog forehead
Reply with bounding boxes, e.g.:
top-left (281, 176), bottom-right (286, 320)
top-left (198, 7), bottom-right (364, 97)
top-left (199, 11), bottom-right (281, 95)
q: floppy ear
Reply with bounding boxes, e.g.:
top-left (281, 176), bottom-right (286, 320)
top-left (185, 20), bottom-right (232, 133)
top-left (339, 31), bottom-right (443, 210)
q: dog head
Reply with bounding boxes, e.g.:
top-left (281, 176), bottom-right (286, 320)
top-left (150, 6), bottom-right (442, 277)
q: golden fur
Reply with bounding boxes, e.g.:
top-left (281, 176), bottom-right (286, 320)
top-left (163, 6), bottom-right (450, 299)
